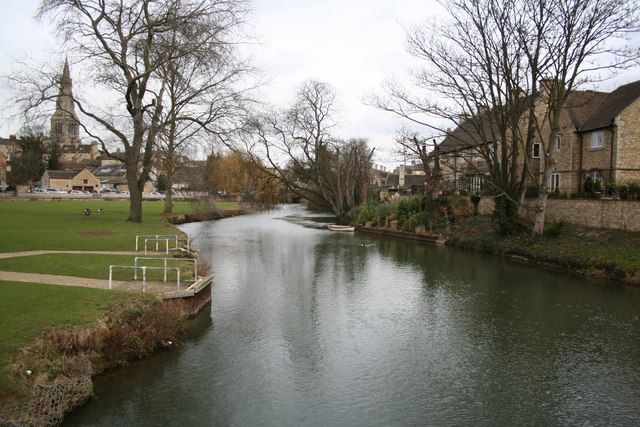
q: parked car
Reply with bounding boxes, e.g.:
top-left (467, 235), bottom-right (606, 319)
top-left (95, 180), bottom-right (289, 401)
top-left (32, 187), bottom-right (45, 193)
top-left (46, 188), bottom-right (66, 194)
top-left (149, 191), bottom-right (164, 196)
top-left (0, 186), bottom-right (6, 193)
top-left (100, 188), bottom-right (117, 193)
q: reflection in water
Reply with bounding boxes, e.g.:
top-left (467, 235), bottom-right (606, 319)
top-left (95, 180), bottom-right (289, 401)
top-left (66, 205), bottom-right (640, 426)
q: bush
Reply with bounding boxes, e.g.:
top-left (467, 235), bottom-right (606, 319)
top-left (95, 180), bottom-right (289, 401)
top-left (544, 221), bottom-right (565, 238)
top-left (618, 185), bottom-right (628, 200)
top-left (376, 203), bottom-right (393, 225)
top-left (548, 187), bottom-right (561, 198)
top-left (582, 176), bottom-right (594, 196)
top-left (629, 183), bottom-right (640, 200)
top-left (605, 181), bottom-right (616, 196)
top-left (593, 179), bottom-right (603, 194)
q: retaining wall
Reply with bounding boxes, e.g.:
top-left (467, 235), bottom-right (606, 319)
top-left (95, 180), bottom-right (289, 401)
top-left (479, 196), bottom-right (640, 231)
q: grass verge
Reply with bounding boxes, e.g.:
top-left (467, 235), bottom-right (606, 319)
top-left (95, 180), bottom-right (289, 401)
top-left (0, 281), bottom-right (149, 397)
top-left (447, 216), bottom-right (640, 284)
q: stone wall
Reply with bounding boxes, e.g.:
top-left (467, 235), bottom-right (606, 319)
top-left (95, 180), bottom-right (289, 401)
top-left (478, 196), bottom-right (640, 231)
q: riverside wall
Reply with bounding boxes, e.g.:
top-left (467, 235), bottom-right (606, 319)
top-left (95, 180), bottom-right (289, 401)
top-left (478, 197), bottom-right (640, 231)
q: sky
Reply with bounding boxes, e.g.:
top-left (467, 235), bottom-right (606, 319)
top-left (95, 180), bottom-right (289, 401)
top-left (0, 0), bottom-right (639, 169)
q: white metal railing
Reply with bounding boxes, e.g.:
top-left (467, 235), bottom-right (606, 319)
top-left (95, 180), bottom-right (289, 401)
top-left (135, 234), bottom-right (193, 251)
top-left (142, 237), bottom-right (190, 254)
top-left (108, 265), bottom-right (181, 292)
top-left (133, 257), bottom-right (197, 282)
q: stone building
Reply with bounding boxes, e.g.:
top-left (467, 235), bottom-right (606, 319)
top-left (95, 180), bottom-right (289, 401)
top-left (41, 169), bottom-right (100, 192)
top-left (436, 78), bottom-right (640, 195)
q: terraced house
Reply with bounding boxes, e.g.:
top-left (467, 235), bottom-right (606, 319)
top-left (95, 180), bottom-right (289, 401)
top-left (438, 79), bottom-right (640, 195)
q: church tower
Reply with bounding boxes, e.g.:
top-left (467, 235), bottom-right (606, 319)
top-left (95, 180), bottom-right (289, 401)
top-left (50, 59), bottom-right (80, 146)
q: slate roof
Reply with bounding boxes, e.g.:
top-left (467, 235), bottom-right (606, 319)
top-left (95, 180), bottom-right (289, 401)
top-left (93, 164), bottom-right (126, 177)
top-left (46, 169), bottom-right (82, 179)
top-left (580, 80), bottom-right (640, 132)
top-left (61, 144), bottom-right (93, 154)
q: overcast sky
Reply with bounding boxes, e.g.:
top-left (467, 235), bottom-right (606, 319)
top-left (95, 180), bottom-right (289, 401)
top-left (0, 0), bottom-right (638, 168)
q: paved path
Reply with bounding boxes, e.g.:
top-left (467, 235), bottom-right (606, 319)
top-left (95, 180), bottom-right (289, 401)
top-left (0, 250), bottom-right (157, 259)
top-left (0, 270), bottom-right (188, 294)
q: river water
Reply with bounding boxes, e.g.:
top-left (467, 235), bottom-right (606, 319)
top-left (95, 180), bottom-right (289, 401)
top-left (66, 205), bottom-right (640, 426)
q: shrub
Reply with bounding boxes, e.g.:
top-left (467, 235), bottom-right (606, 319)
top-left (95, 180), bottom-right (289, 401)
top-left (605, 181), bottom-right (616, 196)
top-left (629, 183), bottom-right (640, 200)
top-left (544, 221), bottom-right (565, 238)
top-left (582, 176), bottom-right (594, 196)
top-left (548, 187), bottom-right (561, 198)
top-left (593, 179), bottom-right (603, 194)
top-left (376, 203), bottom-right (393, 225)
top-left (618, 185), bottom-right (628, 200)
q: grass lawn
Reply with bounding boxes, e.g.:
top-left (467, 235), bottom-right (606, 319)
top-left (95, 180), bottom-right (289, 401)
top-left (0, 199), bottom-right (236, 253)
top-left (0, 281), bottom-right (150, 397)
top-left (0, 254), bottom-right (199, 282)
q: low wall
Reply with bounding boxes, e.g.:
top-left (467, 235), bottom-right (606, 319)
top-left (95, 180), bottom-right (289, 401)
top-left (479, 196), bottom-right (640, 231)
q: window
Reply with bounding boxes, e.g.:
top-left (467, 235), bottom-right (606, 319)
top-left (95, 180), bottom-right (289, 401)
top-left (54, 123), bottom-right (62, 133)
top-left (83, 179), bottom-right (88, 184)
top-left (532, 143), bottom-right (541, 158)
top-left (555, 135), bottom-right (561, 151)
top-left (551, 173), bottom-right (560, 191)
top-left (590, 170), bottom-right (603, 183)
top-left (473, 147), bottom-right (482, 161)
top-left (590, 130), bottom-right (603, 149)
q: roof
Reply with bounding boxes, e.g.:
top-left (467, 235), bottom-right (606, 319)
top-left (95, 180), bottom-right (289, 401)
top-left (61, 144), bottom-right (93, 154)
top-left (45, 169), bottom-right (83, 179)
top-left (580, 80), bottom-right (640, 132)
top-left (565, 91), bottom-right (609, 129)
top-left (93, 164), bottom-right (126, 177)
top-left (438, 109), bottom-right (504, 154)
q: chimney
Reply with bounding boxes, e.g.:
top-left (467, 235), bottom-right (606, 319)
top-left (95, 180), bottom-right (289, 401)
top-left (539, 78), bottom-right (557, 97)
top-left (9, 134), bottom-right (16, 141)
top-left (458, 112), bottom-right (470, 124)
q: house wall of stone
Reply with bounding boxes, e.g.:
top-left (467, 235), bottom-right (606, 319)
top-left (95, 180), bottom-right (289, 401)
top-left (580, 128), bottom-right (614, 180)
top-left (614, 98), bottom-right (640, 181)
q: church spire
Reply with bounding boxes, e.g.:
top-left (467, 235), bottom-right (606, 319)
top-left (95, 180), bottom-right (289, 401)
top-left (50, 58), bottom-right (80, 145)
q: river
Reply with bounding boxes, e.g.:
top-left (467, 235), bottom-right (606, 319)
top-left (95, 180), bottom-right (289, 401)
top-left (66, 205), bottom-right (640, 426)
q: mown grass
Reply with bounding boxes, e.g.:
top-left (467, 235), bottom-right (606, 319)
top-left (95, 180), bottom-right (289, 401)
top-left (0, 254), bottom-right (198, 282)
top-left (0, 199), bottom-right (236, 253)
top-left (0, 281), bottom-right (150, 397)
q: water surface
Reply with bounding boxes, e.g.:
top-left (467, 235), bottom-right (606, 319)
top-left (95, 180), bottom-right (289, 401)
top-left (66, 205), bottom-right (640, 426)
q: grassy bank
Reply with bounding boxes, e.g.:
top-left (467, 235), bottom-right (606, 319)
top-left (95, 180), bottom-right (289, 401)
top-left (353, 194), bottom-right (640, 284)
top-left (0, 254), bottom-right (197, 281)
top-left (447, 216), bottom-right (640, 284)
top-left (0, 281), bottom-right (148, 397)
top-left (0, 200), bottom-right (236, 253)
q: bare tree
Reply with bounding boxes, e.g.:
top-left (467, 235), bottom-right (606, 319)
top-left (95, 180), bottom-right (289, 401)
top-left (371, 0), bottom-right (639, 234)
top-left (394, 129), bottom-right (441, 195)
top-left (154, 8), bottom-right (252, 214)
top-left (521, 0), bottom-right (640, 235)
top-left (28, 0), bottom-right (248, 222)
top-left (246, 80), bottom-right (374, 223)
top-left (370, 0), bottom-right (533, 232)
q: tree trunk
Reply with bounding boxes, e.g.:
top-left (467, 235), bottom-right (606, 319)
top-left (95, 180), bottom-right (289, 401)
top-left (126, 159), bottom-right (143, 223)
top-left (164, 175), bottom-right (173, 214)
top-left (533, 166), bottom-right (552, 235)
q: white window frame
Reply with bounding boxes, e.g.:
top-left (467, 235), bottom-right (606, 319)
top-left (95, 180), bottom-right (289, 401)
top-left (532, 143), bottom-right (541, 158)
top-left (590, 130), bottom-right (604, 149)
top-left (551, 173), bottom-right (560, 191)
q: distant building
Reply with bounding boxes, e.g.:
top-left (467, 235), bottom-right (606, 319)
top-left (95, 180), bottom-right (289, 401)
top-left (41, 169), bottom-right (100, 192)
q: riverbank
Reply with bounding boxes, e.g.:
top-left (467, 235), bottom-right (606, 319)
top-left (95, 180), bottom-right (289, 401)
top-left (0, 199), bottom-right (236, 424)
top-left (358, 216), bottom-right (640, 285)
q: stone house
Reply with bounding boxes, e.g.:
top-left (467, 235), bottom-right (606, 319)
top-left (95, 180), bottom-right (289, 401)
top-left (41, 169), bottom-right (100, 192)
top-left (437, 78), bottom-right (640, 195)
top-left (0, 135), bottom-right (19, 188)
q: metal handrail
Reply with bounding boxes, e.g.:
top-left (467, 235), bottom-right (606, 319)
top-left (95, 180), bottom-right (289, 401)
top-left (133, 257), bottom-right (197, 281)
top-left (143, 237), bottom-right (190, 254)
top-left (135, 234), bottom-right (178, 251)
top-left (108, 265), bottom-right (181, 292)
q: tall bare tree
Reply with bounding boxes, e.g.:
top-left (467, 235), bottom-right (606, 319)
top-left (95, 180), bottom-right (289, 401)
top-left (154, 6), bottom-right (252, 214)
top-left (371, 0), bottom-right (639, 234)
top-left (246, 80), bottom-right (374, 223)
top-left (30, 0), bottom-right (248, 222)
top-left (521, 0), bottom-right (640, 235)
top-left (394, 129), bottom-right (442, 195)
